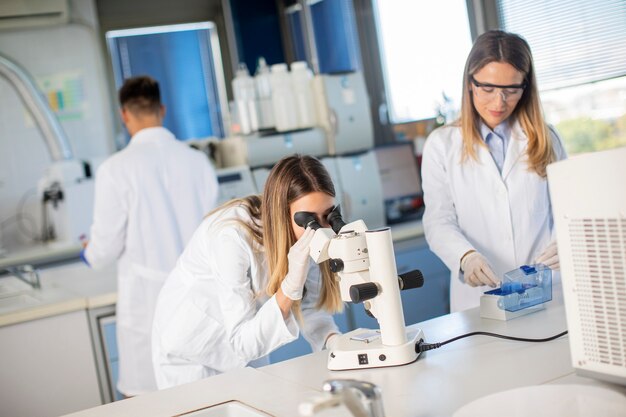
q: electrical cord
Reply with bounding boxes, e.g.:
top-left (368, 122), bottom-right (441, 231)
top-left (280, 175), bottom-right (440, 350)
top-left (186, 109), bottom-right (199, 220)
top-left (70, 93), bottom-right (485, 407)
top-left (416, 330), bottom-right (568, 353)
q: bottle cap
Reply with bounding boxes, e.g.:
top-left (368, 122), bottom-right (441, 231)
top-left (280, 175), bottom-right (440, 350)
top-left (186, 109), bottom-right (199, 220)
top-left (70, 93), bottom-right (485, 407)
top-left (236, 62), bottom-right (250, 77)
top-left (291, 61), bottom-right (308, 71)
top-left (271, 63), bottom-right (288, 72)
top-left (256, 57), bottom-right (269, 74)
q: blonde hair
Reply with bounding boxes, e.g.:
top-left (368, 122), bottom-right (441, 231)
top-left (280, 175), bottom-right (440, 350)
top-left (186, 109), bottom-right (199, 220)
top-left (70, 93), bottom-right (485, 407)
top-left (212, 155), bottom-right (342, 317)
top-left (459, 30), bottom-right (555, 177)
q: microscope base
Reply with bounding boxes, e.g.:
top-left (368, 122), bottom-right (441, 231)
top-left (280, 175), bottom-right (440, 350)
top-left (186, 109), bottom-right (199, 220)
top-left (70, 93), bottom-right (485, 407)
top-left (327, 327), bottom-right (424, 371)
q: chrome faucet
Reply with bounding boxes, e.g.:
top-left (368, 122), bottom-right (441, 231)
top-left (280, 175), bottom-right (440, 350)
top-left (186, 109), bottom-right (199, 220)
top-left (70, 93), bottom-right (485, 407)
top-left (322, 379), bottom-right (385, 417)
top-left (2, 264), bottom-right (41, 290)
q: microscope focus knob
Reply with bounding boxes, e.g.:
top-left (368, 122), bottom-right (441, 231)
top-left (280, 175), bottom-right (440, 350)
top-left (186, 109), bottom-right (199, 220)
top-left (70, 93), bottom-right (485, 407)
top-left (399, 269), bottom-right (425, 290)
top-left (329, 258), bottom-right (344, 273)
top-left (349, 283), bottom-right (379, 303)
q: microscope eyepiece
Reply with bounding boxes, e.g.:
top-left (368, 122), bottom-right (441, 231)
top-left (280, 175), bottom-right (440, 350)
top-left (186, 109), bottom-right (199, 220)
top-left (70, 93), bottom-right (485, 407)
top-left (294, 211), bottom-right (322, 230)
top-left (326, 205), bottom-right (346, 233)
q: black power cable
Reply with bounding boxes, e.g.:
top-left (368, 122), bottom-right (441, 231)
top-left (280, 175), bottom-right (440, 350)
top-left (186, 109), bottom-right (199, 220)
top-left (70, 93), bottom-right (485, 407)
top-left (417, 330), bottom-right (568, 353)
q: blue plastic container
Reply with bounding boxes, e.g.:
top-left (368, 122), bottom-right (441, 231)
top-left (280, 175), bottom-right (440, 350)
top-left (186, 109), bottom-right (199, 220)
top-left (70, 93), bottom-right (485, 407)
top-left (484, 264), bottom-right (552, 312)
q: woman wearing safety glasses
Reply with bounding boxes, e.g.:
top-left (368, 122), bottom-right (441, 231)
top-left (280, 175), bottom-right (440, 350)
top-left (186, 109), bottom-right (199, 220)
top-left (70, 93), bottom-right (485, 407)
top-left (422, 30), bottom-right (566, 312)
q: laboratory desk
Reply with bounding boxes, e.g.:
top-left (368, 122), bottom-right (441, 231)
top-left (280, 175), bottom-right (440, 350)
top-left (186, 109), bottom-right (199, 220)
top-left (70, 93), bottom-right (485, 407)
top-left (0, 261), bottom-right (117, 417)
top-left (64, 285), bottom-right (626, 417)
top-left (0, 260), bottom-right (116, 327)
top-left (389, 219), bottom-right (424, 242)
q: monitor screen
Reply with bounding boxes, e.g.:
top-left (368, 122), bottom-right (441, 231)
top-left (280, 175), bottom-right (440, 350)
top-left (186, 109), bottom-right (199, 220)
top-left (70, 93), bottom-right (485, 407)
top-left (374, 142), bottom-right (424, 224)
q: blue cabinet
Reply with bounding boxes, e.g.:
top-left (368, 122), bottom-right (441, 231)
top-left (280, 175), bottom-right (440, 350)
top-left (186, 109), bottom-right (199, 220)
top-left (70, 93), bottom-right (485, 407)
top-left (284, 0), bottom-right (361, 74)
top-left (350, 236), bottom-right (450, 330)
top-left (310, 0), bottom-right (361, 74)
top-left (395, 236), bottom-right (450, 324)
top-left (268, 310), bottom-right (352, 364)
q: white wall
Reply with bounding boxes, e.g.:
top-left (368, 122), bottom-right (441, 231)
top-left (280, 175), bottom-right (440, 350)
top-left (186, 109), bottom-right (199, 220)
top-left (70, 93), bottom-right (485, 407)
top-left (0, 0), bottom-right (115, 251)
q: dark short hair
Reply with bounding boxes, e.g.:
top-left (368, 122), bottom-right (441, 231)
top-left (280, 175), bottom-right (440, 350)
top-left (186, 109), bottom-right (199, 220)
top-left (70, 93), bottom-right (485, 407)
top-left (118, 76), bottom-right (162, 115)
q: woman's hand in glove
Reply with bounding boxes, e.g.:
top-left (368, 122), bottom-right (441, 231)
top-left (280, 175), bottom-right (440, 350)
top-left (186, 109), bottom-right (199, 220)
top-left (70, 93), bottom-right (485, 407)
top-left (535, 240), bottom-right (559, 270)
top-left (461, 251), bottom-right (499, 287)
top-left (281, 227), bottom-right (316, 301)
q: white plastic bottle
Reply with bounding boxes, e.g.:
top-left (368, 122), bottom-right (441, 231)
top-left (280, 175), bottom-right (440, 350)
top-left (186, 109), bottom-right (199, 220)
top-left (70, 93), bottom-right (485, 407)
top-left (290, 61), bottom-right (316, 129)
top-left (232, 63), bottom-right (259, 134)
top-left (254, 57), bottom-right (274, 130)
top-left (270, 63), bottom-right (298, 132)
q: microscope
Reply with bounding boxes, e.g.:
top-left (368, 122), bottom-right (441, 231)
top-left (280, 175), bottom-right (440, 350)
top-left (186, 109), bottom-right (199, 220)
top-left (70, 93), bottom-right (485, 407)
top-left (295, 206), bottom-right (425, 371)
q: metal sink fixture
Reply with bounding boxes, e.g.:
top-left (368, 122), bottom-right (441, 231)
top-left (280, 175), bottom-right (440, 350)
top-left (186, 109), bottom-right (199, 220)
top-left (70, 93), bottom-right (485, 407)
top-left (0, 265), bottom-right (41, 296)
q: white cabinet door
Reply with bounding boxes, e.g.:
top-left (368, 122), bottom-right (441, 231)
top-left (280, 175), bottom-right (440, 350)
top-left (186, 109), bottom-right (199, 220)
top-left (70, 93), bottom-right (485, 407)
top-left (0, 310), bottom-right (101, 417)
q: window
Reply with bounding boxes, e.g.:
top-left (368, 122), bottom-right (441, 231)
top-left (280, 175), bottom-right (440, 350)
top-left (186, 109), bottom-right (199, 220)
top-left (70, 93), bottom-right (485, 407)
top-left (373, 0), bottom-right (473, 123)
top-left (498, 0), bottom-right (626, 154)
top-left (106, 22), bottom-right (229, 144)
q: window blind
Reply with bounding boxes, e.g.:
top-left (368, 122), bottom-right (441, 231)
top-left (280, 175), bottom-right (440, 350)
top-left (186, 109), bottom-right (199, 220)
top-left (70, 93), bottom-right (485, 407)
top-left (497, 0), bottom-right (626, 91)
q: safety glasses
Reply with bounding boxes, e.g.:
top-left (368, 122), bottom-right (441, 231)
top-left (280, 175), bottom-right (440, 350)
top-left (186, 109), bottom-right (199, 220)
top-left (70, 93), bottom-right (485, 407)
top-left (471, 76), bottom-right (526, 102)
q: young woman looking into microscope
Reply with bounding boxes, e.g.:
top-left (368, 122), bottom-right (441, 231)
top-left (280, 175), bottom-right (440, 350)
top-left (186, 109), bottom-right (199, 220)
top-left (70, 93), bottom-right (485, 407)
top-left (152, 155), bottom-right (341, 389)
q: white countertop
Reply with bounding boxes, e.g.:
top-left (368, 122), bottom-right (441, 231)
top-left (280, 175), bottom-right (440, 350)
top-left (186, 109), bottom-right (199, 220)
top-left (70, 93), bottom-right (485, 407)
top-left (0, 261), bottom-right (117, 327)
top-left (63, 286), bottom-right (626, 417)
top-left (0, 241), bottom-right (82, 269)
top-left (390, 219), bottom-right (424, 242)
top-left (64, 367), bottom-right (326, 417)
top-left (0, 220), bottom-right (423, 329)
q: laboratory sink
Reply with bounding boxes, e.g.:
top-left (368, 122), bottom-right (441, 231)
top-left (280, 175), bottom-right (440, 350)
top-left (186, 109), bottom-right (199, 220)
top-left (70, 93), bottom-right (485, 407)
top-left (181, 401), bottom-right (272, 417)
top-left (0, 275), bottom-right (41, 312)
top-left (0, 293), bottom-right (40, 310)
top-left (0, 275), bottom-right (35, 298)
top-left (0, 271), bottom-right (81, 320)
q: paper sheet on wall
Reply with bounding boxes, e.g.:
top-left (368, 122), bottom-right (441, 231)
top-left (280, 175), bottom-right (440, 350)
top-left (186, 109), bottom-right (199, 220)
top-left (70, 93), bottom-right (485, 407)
top-left (23, 70), bottom-right (87, 125)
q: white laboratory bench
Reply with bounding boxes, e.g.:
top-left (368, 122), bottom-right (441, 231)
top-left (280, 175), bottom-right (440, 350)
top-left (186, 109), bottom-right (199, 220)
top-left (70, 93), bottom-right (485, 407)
top-left (0, 220), bottom-right (429, 416)
top-left (63, 285), bottom-right (626, 417)
top-left (0, 261), bottom-right (117, 417)
top-left (0, 220), bottom-right (423, 328)
top-left (389, 219), bottom-right (424, 242)
top-left (0, 260), bottom-right (117, 327)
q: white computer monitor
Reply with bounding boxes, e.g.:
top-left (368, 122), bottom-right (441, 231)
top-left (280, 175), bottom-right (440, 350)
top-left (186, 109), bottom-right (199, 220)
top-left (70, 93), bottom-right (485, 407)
top-left (374, 142), bottom-right (423, 225)
top-left (548, 146), bottom-right (626, 386)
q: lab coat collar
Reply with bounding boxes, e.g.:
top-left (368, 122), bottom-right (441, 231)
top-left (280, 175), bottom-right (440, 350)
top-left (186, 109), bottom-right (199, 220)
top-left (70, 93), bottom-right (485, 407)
top-left (479, 121), bottom-right (511, 144)
top-left (476, 131), bottom-right (502, 178)
top-left (475, 119), bottom-right (526, 181)
top-left (129, 126), bottom-right (176, 146)
top-left (501, 120), bottom-right (527, 180)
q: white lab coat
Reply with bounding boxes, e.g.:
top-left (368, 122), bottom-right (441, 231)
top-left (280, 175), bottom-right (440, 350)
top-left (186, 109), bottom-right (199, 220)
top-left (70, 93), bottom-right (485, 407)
top-left (422, 121), bottom-right (566, 312)
top-left (152, 204), bottom-right (339, 390)
top-left (84, 126), bottom-right (218, 395)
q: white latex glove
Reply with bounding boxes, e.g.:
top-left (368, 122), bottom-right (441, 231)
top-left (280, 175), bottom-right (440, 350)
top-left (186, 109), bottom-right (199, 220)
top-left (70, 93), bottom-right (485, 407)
top-left (461, 251), bottom-right (499, 287)
top-left (281, 227), bottom-right (315, 300)
top-left (535, 240), bottom-right (559, 270)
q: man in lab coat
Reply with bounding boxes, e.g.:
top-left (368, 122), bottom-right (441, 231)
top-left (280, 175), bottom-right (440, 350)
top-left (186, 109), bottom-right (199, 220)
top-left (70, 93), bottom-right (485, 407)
top-left (82, 76), bottom-right (218, 396)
